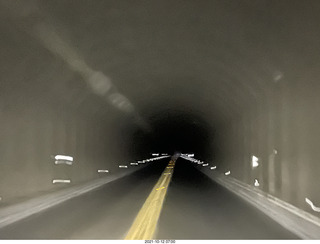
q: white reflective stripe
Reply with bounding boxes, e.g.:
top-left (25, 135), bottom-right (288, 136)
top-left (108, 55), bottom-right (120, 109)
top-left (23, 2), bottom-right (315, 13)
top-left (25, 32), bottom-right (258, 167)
top-left (254, 179), bottom-right (260, 187)
top-left (52, 179), bottom-right (71, 184)
top-left (306, 198), bottom-right (320, 212)
top-left (54, 160), bottom-right (73, 165)
top-left (252, 155), bottom-right (259, 168)
top-left (97, 170), bottom-right (109, 173)
top-left (55, 155), bottom-right (73, 161)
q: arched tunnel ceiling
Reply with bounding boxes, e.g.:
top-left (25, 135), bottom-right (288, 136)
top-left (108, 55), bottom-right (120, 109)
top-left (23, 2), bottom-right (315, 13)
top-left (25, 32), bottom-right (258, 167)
top-left (1, 0), bottom-right (320, 158)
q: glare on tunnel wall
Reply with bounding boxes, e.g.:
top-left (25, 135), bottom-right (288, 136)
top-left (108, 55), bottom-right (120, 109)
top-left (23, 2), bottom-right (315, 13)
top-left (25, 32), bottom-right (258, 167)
top-left (252, 155), bottom-right (259, 168)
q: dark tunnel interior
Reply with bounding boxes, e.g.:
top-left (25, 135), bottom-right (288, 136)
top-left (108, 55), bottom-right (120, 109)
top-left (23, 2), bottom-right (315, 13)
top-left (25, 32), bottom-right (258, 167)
top-left (1, 0), bottom-right (320, 240)
top-left (127, 108), bottom-right (214, 159)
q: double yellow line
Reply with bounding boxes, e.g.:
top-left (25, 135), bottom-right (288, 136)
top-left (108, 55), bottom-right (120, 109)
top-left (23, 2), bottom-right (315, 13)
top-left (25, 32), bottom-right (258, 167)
top-left (125, 158), bottom-right (177, 240)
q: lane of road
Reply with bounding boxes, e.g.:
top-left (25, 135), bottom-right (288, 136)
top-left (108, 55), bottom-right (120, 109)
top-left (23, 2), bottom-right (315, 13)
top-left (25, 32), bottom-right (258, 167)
top-left (156, 158), bottom-right (298, 239)
top-left (0, 159), bottom-right (169, 239)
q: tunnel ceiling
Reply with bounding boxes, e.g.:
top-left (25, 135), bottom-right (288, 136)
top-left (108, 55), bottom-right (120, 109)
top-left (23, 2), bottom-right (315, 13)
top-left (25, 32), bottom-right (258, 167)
top-left (1, 0), bottom-right (320, 157)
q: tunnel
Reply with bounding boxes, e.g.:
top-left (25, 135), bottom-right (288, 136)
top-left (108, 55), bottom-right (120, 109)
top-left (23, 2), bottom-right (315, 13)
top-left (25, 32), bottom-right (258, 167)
top-left (1, 0), bottom-right (320, 240)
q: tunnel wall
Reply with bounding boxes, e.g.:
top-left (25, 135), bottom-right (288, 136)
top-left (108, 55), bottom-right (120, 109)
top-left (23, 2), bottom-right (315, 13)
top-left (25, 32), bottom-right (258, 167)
top-left (0, 94), bottom-right (124, 203)
top-left (214, 73), bottom-right (320, 216)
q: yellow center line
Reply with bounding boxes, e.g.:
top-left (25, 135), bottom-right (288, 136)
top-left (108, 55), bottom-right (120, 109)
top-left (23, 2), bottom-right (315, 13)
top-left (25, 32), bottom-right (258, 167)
top-left (124, 158), bottom-right (177, 240)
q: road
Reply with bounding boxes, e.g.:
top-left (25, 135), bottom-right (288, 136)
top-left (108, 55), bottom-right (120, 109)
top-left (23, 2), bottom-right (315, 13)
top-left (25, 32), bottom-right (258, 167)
top-left (0, 158), bottom-right (298, 239)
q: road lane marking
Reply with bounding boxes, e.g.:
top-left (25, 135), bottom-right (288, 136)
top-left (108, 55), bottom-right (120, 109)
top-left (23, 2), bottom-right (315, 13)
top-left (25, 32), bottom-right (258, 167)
top-left (125, 159), bottom-right (176, 240)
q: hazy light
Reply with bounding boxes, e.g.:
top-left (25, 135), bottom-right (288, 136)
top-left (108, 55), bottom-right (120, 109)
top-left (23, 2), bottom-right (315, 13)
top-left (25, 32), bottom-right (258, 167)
top-left (52, 179), bottom-right (71, 184)
top-left (54, 155), bottom-right (73, 162)
top-left (210, 166), bottom-right (217, 170)
top-left (88, 71), bottom-right (111, 96)
top-left (274, 71), bottom-right (283, 82)
top-left (34, 23), bottom-right (151, 133)
top-left (225, 171), bottom-right (231, 176)
top-left (97, 170), bottom-right (109, 173)
top-left (274, 149), bottom-right (278, 155)
top-left (108, 93), bottom-right (134, 113)
top-left (252, 155), bottom-right (259, 168)
top-left (254, 179), bottom-right (260, 187)
top-left (305, 198), bottom-right (320, 212)
top-left (119, 165), bottom-right (128, 168)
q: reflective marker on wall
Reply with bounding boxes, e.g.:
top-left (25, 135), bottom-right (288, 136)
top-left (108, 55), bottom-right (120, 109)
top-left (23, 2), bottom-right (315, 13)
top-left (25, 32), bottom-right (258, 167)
top-left (119, 165), bottom-right (128, 168)
top-left (54, 155), bottom-right (73, 165)
top-left (130, 163), bottom-right (138, 166)
top-left (225, 171), bottom-right (231, 176)
top-left (210, 166), bottom-right (217, 170)
top-left (305, 198), bottom-right (320, 212)
top-left (252, 155), bottom-right (259, 168)
top-left (254, 179), bottom-right (260, 187)
top-left (55, 155), bottom-right (73, 161)
top-left (52, 179), bottom-right (71, 184)
top-left (202, 163), bottom-right (209, 167)
top-left (97, 170), bottom-right (109, 173)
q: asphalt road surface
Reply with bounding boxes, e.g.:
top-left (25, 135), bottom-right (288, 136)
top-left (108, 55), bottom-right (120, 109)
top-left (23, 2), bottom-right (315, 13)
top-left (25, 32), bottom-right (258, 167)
top-left (0, 158), bottom-right (298, 239)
